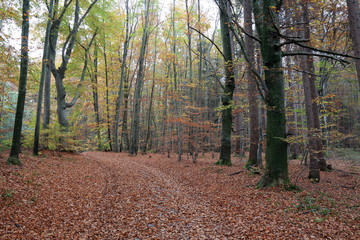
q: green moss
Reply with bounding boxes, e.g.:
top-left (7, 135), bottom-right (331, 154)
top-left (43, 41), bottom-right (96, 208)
top-left (6, 156), bottom-right (22, 166)
top-left (215, 159), bottom-right (232, 166)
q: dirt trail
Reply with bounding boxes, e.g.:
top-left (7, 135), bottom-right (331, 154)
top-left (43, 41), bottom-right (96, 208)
top-left (1, 151), bottom-right (358, 239)
top-left (82, 152), bottom-right (231, 239)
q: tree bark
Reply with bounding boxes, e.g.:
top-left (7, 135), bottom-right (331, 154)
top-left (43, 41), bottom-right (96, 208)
top-left (33, 0), bottom-right (54, 155)
top-left (49, 0), bottom-right (98, 129)
top-left (346, 0), bottom-right (360, 88)
top-left (129, 0), bottom-right (151, 155)
top-left (102, 33), bottom-right (112, 151)
top-left (244, 0), bottom-right (260, 169)
top-left (143, 29), bottom-right (158, 153)
top-left (216, 0), bottom-right (235, 166)
top-left (254, 0), bottom-right (290, 187)
top-left (120, 75), bottom-right (130, 152)
top-left (8, 0), bottom-right (30, 164)
top-left (301, 1), bottom-right (326, 181)
top-left (91, 41), bottom-right (101, 149)
top-left (171, 0), bottom-right (183, 161)
top-left (114, 0), bottom-right (131, 152)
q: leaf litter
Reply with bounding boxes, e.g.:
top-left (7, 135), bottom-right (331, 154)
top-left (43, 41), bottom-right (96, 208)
top-left (0, 150), bottom-right (359, 239)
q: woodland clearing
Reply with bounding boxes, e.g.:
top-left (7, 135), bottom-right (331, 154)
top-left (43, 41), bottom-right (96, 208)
top-left (0, 150), bottom-right (359, 239)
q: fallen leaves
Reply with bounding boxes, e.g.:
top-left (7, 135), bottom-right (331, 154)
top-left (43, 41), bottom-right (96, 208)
top-left (0, 150), bottom-right (359, 239)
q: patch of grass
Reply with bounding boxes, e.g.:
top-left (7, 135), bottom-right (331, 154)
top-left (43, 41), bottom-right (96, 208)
top-left (6, 157), bottom-right (22, 166)
top-left (25, 179), bottom-right (34, 184)
top-left (296, 196), bottom-right (321, 211)
top-left (296, 194), bottom-right (334, 216)
top-left (314, 217), bottom-right (325, 223)
top-left (285, 184), bottom-right (302, 192)
top-left (11, 172), bottom-right (23, 177)
top-left (1, 189), bottom-right (14, 199)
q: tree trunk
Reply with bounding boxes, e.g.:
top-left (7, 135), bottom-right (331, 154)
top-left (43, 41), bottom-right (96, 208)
top-left (216, 0), bottom-right (235, 166)
top-left (301, 1), bottom-right (326, 181)
top-left (143, 30), bottom-right (158, 153)
top-left (91, 42), bottom-right (101, 149)
top-left (49, 0), bottom-right (98, 129)
top-left (171, 0), bottom-right (183, 161)
top-left (185, 0), bottom-right (197, 162)
top-left (346, 0), bottom-right (360, 88)
top-left (120, 75), bottom-right (130, 152)
top-left (8, 0), bottom-right (30, 164)
top-left (254, 0), bottom-right (290, 187)
top-left (143, 75), bottom-right (155, 153)
top-left (114, 0), bottom-right (130, 152)
top-left (33, 0), bottom-right (54, 155)
top-left (284, 3), bottom-right (299, 160)
top-left (102, 34), bottom-right (112, 151)
top-left (244, 0), bottom-right (260, 169)
top-left (129, 0), bottom-right (151, 155)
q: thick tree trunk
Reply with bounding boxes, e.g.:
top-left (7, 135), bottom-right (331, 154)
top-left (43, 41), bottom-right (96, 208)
top-left (216, 0), bottom-right (235, 166)
top-left (129, 0), bottom-right (151, 155)
top-left (33, 0), bottom-right (54, 155)
top-left (49, 0), bottom-right (98, 130)
top-left (254, 0), bottom-right (290, 187)
top-left (244, 0), bottom-right (260, 169)
top-left (114, 0), bottom-right (130, 152)
top-left (346, 0), bottom-right (360, 87)
top-left (301, 1), bottom-right (326, 181)
top-left (8, 0), bottom-right (30, 164)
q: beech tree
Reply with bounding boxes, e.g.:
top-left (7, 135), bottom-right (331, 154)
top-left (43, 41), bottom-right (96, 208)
top-left (346, 0), bottom-right (360, 87)
top-left (8, 0), bottom-right (30, 164)
top-left (243, 0), bottom-right (260, 169)
top-left (129, 0), bottom-right (152, 155)
top-left (49, 0), bottom-right (98, 129)
top-left (253, 0), bottom-right (289, 187)
top-left (215, 0), bottom-right (235, 166)
top-left (300, 0), bottom-right (326, 181)
top-left (33, 0), bottom-right (54, 155)
top-left (113, 0), bottom-right (128, 152)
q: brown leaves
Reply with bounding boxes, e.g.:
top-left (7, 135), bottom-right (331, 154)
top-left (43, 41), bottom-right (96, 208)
top-left (0, 150), bottom-right (359, 239)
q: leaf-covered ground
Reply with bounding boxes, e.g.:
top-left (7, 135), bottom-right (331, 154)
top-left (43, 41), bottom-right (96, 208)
top-left (1, 150), bottom-right (359, 239)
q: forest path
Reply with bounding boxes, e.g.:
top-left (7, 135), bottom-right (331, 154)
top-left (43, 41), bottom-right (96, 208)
top-left (1, 151), bottom-right (358, 239)
top-left (82, 151), bottom-right (236, 239)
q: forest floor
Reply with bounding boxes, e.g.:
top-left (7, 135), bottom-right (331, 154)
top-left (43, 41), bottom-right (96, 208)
top-left (0, 150), bottom-right (359, 239)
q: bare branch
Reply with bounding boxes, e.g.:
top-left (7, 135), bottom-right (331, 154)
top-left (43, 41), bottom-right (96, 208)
top-left (189, 26), bottom-right (226, 60)
top-left (227, 24), bottom-right (268, 102)
top-left (283, 52), bottom-right (350, 65)
top-left (66, 31), bottom-right (97, 108)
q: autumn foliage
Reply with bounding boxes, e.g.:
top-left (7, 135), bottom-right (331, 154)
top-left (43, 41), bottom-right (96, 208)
top-left (1, 150), bottom-right (359, 239)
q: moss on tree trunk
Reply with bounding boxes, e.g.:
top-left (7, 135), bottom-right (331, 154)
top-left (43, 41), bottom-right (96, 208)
top-left (216, 0), bottom-right (235, 166)
top-left (254, 0), bottom-right (290, 187)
